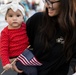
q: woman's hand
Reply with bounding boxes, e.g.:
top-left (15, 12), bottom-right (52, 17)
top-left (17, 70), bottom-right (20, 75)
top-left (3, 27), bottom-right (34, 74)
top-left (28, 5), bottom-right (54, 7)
top-left (10, 58), bottom-right (23, 73)
top-left (12, 61), bottom-right (23, 73)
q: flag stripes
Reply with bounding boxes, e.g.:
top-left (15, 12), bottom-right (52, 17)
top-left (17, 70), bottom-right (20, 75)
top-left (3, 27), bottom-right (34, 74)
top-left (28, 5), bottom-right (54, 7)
top-left (17, 53), bottom-right (42, 66)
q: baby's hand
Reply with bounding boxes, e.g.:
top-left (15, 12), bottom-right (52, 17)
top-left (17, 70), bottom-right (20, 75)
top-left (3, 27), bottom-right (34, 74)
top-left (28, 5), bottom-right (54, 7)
top-left (3, 64), bottom-right (12, 70)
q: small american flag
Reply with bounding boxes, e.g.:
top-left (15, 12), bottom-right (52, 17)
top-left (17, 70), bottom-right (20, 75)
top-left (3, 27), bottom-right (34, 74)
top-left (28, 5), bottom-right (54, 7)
top-left (17, 48), bottom-right (42, 66)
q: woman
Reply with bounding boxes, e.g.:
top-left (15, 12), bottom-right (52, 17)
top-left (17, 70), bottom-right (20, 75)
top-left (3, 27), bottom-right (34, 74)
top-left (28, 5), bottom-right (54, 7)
top-left (13, 0), bottom-right (76, 75)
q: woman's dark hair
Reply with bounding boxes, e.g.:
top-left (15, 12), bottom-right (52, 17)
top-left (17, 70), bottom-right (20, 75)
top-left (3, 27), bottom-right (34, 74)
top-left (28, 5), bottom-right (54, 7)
top-left (65, 0), bottom-right (76, 60)
top-left (69, 0), bottom-right (76, 27)
top-left (39, 0), bottom-right (76, 60)
top-left (63, 0), bottom-right (76, 60)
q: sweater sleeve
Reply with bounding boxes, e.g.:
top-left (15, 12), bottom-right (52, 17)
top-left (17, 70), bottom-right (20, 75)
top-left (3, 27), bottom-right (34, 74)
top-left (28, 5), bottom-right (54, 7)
top-left (0, 29), bottom-right (10, 66)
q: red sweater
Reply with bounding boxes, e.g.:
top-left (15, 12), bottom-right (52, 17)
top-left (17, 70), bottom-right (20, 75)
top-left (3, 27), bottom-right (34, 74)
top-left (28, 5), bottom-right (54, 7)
top-left (0, 22), bottom-right (29, 66)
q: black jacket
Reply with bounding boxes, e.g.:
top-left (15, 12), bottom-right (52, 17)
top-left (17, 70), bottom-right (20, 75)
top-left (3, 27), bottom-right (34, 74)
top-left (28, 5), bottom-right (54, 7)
top-left (26, 12), bottom-right (76, 75)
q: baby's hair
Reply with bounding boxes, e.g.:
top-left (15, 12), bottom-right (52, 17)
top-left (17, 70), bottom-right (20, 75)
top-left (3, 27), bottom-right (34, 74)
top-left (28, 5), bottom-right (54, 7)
top-left (5, 1), bottom-right (25, 20)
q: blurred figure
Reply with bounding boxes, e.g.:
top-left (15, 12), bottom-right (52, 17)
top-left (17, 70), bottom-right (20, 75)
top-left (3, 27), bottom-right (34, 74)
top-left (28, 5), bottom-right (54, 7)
top-left (20, 0), bottom-right (36, 21)
top-left (36, 0), bottom-right (44, 12)
top-left (31, 0), bottom-right (37, 11)
top-left (20, 0), bottom-right (30, 21)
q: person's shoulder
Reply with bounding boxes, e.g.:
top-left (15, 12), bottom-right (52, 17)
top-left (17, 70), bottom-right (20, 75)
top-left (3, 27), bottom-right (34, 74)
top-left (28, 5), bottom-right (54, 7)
top-left (26, 12), bottom-right (43, 32)
top-left (34, 12), bottom-right (43, 15)
top-left (26, 12), bottom-right (43, 24)
top-left (22, 22), bottom-right (26, 26)
top-left (31, 12), bottom-right (44, 19)
top-left (21, 22), bottom-right (26, 28)
top-left (1, 26), bottom-right (8, 34)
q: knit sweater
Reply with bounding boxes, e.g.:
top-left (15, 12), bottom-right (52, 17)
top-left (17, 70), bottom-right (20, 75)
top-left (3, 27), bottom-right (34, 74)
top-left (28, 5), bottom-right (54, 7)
top-left (0, 22), bottom-right (29, 66)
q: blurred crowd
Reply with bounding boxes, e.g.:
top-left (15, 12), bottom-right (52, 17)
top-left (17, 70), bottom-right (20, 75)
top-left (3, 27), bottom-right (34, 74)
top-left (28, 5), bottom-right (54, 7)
top-left (20, 0), bottom-right (44, 21)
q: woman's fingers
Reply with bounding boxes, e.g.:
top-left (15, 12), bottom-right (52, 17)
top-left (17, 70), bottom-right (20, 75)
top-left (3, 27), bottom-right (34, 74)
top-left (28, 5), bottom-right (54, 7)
top-left (12, 62), bottom-right (23, 73)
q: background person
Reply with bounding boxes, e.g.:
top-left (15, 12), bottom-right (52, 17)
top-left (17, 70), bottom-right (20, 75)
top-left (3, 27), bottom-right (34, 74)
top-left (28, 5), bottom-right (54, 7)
top-left (20, 0), bottom-right (30, 22)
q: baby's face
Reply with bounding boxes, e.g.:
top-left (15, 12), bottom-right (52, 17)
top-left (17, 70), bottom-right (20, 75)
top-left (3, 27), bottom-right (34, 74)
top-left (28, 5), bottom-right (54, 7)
top-left (6, 8), bottom-right (24, 29)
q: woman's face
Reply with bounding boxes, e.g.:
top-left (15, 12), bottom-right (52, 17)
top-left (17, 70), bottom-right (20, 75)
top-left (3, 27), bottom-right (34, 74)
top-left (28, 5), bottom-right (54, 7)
top-left (44, 0), bottom-right (60, 17)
